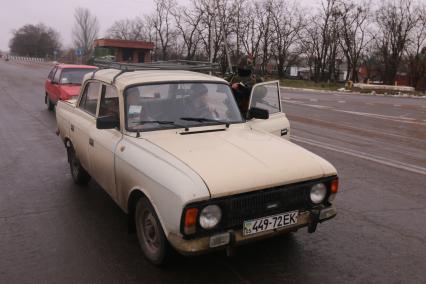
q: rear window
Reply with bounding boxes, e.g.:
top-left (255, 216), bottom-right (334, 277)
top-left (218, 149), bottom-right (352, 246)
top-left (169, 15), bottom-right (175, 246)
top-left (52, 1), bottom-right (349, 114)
top-left (60, 68), bottom-right (97, 85)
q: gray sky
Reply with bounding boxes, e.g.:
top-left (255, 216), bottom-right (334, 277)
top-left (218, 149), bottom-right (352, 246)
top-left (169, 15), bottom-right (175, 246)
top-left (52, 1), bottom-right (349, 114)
top-left (0, 0), bottom-right (315, 52)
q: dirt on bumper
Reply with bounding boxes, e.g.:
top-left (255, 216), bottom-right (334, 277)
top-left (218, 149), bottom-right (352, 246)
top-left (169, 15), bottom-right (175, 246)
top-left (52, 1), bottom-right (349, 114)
top-left (168, 206), bottom-right (337, 255)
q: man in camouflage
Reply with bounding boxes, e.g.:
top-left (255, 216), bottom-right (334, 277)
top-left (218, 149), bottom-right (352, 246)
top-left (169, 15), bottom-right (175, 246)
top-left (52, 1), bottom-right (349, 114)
top-left (227, 55), bottom-right (263, 117)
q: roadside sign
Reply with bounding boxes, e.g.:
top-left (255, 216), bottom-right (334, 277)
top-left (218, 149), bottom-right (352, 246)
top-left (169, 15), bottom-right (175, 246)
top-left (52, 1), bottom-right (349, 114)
top-left (75, 48), bottom-right (84, 57)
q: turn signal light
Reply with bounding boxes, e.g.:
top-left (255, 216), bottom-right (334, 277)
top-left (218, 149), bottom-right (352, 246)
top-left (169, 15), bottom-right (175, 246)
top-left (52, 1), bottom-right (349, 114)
top-left (184, 208), bottom-right (198, 235)
top-left (331, 178), bottom-right (339, 193)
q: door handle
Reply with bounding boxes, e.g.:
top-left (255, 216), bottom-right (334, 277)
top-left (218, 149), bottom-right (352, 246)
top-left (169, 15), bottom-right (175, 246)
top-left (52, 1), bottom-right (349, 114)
top-left (89, 138), bottom-right (94, 147)
top-left (281, 128), bottom-right (288, 136)
top-left (71, 124), bottom-right (74, 132)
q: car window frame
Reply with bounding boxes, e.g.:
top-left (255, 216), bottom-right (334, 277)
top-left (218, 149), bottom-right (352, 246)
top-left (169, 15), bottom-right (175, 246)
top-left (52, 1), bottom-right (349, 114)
top-left (123, 80), bottom-right (244, 133)
top-left (77, 80), bottom-right (102, 117)
top-left (48, 66), bottom-right (57, 80)
top-left (248, 81), bottom-right (282, 115)
top-left (52, 67), bottom-right (61, 84)
top-left (98, 83), bottom-right (120, 127)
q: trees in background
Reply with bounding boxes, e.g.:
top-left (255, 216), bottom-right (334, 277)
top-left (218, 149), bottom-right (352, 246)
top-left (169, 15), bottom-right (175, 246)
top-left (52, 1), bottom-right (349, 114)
top-left (374, 0), bottom-right (419, 85)
top-left (9, 23), bottom-right (61, 58)
top-left (72, 7), bottom-right (100, 58)
top-left (106, 18), bottom-right (147, 41)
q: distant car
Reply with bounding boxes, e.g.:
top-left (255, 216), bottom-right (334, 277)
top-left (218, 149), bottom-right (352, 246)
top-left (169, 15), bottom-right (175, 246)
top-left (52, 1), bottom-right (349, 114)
top-left (45, 64), bottom-right (97, 111)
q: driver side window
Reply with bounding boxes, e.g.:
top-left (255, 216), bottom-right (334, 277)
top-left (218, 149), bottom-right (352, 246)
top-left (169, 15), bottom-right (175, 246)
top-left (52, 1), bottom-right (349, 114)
top-left (79, 82), bottom-right (101, 116)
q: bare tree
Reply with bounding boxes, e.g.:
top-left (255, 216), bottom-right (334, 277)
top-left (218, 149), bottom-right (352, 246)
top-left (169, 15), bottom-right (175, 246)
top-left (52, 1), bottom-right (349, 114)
top-left (148, 0), bottom-right (176, 60)
top-left (406, 3), bottom-right (426, 89)
top-left (172, 5), bottom-right (203, 59)
top-left (300, 0), bottom-right (341, 82)
top-left (374, 0), bottom-right (418, 84)
top-left (72, 7), bottom-right (100, 57)
top-left (337, 0), bottom-right (371, 82)
top-left (238, 1), bottom-right (266, 67)
top-left (106, 18), bottom-right (147, 40)
top-left (270, 0), bottom-right (304, 78)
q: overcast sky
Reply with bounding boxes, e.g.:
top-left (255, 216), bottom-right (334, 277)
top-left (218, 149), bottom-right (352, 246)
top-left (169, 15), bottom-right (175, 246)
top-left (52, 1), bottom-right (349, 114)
top-left (0, 0), bottom-right (316, 52)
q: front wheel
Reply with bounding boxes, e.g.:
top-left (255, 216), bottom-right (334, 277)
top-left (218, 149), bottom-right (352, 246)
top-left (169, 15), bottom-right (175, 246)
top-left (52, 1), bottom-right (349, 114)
top-left (69, 148), bottom-right (91, 185)
top-left (135, 197), bottom-right (172, 266)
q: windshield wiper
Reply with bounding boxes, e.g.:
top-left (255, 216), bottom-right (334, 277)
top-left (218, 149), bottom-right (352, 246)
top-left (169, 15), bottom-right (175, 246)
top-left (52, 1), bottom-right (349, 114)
top-left (134, 120), bottom-right (189, 136)
top-left (180, 117), bottom-right (230, 128)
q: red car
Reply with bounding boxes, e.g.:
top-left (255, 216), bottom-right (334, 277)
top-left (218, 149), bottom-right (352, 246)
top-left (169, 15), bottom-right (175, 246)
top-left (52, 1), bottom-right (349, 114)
top-left (45, 64), bottom-right (97, 111)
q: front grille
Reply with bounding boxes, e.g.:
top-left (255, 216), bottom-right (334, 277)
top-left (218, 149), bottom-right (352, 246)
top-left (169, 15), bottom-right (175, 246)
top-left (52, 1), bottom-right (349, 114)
top-left (181, 176), bottom-right (336, 238)
top-left (219, 182), bottom-right (311, 229)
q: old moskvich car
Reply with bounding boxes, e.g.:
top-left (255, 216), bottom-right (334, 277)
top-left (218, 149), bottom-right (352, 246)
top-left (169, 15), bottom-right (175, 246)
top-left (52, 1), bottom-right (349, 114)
top-left (56, 62), bottom-right (338, 265)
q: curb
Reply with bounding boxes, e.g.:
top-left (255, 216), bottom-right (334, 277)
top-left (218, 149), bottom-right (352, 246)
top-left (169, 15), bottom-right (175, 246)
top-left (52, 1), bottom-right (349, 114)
top-left (280, 86), bottom-right (426, 99)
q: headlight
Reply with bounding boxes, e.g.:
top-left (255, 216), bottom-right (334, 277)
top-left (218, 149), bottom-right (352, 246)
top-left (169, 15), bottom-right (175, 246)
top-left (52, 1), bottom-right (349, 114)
top-left (310, 183), bottom-right (327, 204)
top-left (199, 205), bottom-right (222, 229)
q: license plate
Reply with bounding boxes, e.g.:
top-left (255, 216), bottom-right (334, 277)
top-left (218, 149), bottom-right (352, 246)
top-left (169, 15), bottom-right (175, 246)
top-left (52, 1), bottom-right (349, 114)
top-left (243, 211), bottom-right (298, 236)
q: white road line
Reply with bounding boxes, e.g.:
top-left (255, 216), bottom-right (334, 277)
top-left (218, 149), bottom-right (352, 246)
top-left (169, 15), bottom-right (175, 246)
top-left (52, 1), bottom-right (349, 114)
top-left (283, 100), bottom-right (426, 126)
top-left (292, 136), bottom-right (426, 176)
top-left (338, 100), bottom-right (346, 103)
top-left (394, 104), bottom-right (401, 107)
top-left (366, 103), bottom-right (375, 106)
top-left (309, 98), bottom-right (318, 102)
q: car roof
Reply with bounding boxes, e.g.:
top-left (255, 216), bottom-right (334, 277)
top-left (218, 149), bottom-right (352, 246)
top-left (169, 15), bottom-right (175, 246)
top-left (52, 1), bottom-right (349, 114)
top-left (56, 64), bottom-right (97, 69)
top-left (88, 69), bottom-right (228, 88)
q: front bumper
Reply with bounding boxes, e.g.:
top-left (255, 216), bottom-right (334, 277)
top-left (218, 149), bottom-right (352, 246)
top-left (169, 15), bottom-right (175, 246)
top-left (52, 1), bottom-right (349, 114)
top-left (168, 206), bottom-right (336, 255)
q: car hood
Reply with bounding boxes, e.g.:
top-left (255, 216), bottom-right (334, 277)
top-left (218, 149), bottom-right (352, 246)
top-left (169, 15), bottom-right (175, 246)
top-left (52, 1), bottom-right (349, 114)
top-left (143, 127), bottom-right (337, 198)
top-left (60, 85), bottom-right (80, 97)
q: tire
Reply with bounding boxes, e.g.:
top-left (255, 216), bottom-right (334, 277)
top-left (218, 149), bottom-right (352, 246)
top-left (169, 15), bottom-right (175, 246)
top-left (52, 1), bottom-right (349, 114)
top-left (46, 95), bottom-right (54, 111)
top-left (135, 197), bottom-right (172, 266)
top-left (69, 148), bottom-right (91, 185)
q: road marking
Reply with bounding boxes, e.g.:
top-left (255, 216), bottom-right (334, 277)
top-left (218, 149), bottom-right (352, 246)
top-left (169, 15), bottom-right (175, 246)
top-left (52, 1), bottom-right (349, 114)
top-left (284, 99), bottom-right (426, 126)
top-left (394, 104), bottom-right (401, 107)
top-left (309, 98), bottom-right (318, 102)
top-left (292, 136), bottom-right (426, 176)
top-left (338, 100), bottom-right (346, 103)
top-left (365, 102), bottom-right (375, 106)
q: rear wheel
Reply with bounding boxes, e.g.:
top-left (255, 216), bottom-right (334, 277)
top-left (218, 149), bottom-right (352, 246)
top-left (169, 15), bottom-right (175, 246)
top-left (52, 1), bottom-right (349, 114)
top-left (69, 148), bottom-right (91, 185)
top-left (46, 94), bottom-right (54, 111)
top-left (135, 197), bottom-right (172, 266)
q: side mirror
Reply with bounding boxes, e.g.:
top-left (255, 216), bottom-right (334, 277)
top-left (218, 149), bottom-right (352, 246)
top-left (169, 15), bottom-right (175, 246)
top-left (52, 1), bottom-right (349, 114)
top-left (96, 115), bottom-right (119, 129)
top-left (247, 107), bottom-right (269, 120)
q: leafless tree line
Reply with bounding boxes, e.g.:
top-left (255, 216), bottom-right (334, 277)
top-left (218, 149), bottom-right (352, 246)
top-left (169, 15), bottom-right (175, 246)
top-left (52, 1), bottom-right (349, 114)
top-left (102, 0), bottom-right (426, 87)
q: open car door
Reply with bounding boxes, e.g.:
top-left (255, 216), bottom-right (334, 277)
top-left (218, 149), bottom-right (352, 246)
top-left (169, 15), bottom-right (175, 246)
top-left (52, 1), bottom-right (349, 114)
top-left (246, 81), bottom-right (290, 139)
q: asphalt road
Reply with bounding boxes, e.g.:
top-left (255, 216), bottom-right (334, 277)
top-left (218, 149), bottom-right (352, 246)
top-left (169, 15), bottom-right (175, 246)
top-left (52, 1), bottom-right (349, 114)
top-left (0, 61), bottom-right (425, 284)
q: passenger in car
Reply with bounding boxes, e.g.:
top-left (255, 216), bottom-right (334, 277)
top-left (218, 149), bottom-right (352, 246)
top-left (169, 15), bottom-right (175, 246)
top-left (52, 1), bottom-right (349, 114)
top-left (185, 84), bottom-right (219, 119)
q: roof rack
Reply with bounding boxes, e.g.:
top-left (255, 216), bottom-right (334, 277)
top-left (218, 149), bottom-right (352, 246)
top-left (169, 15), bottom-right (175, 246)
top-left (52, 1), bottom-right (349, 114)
top-left (93, 58), bottom-right (221, 73)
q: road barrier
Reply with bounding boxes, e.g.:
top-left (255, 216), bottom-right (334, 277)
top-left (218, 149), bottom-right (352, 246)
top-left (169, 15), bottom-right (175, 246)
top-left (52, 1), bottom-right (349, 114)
top-left (4, 55), bottom-right (46, 62)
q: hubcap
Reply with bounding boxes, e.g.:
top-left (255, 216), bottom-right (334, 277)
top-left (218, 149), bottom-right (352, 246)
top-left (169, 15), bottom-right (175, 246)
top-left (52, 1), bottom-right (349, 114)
top-left (141, 211), bottom-right (160, 254)
top-left (71, 157), bottom-right (79, 178)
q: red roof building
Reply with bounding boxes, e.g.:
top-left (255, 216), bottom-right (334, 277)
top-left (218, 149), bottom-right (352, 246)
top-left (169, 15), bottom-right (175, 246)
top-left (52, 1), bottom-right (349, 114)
top-left (93, 38), bottom-right (155, 63)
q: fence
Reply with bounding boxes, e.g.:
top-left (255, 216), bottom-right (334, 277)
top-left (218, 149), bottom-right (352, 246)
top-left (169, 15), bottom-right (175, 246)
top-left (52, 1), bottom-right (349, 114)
top-left (4, 55), bottom-right (46, 62)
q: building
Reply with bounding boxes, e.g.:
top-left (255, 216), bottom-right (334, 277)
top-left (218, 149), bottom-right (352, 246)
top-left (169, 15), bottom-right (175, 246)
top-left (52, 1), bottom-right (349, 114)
top-left (93, 39), bottom-right (155, 63)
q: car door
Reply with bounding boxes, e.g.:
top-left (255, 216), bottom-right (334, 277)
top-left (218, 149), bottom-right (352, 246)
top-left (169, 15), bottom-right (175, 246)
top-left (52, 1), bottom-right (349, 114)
top-left (45, 66), bottom-right (57, 100)
top-left (71, 81), bottom-right (101, 172)
top-left (88, 84), bottom-right (122, 200)
top-left (50, 67), bottom-right (62, 103)
top-left (246, 81), bottom-right (290, 139)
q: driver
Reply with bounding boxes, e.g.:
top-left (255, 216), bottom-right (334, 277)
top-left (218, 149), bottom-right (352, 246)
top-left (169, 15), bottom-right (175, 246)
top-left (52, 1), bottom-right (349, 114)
top-left (186, 84), bottom-right (219, 119)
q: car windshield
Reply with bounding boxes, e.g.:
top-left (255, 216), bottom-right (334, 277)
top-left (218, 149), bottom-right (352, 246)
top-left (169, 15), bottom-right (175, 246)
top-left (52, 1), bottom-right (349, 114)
top-left (60, 68), bottom-right (96, 85)
top-left (125, 82), bottom-right (243, 132)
